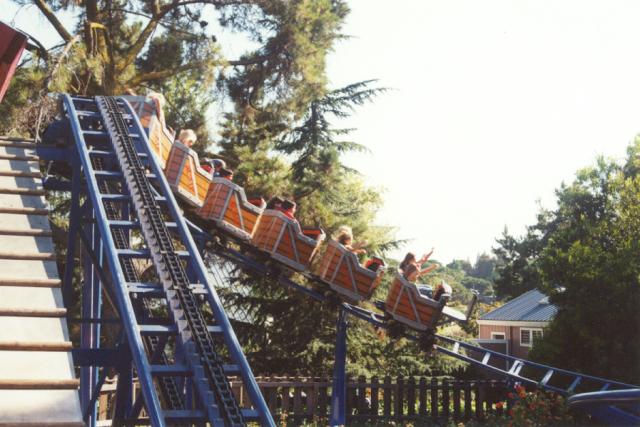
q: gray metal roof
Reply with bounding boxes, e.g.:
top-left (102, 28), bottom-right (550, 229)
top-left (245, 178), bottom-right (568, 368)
top-left (480, 289), bottom-right (557, 322)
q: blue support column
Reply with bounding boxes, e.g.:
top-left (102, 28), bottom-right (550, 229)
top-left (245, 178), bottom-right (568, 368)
top-left (113, 345), bottom-right (133, 422)
top-left (330, 308), bottom-right (349, 427)
top-left (80, 214), bottom-right (103, 427)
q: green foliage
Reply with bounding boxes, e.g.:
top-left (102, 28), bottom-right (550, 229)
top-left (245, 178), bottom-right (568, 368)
top-left (447, 255), bottom-right (497, 298)
top-left (461, 276), bottom-right (493, 296)
top-left (460, 385), bottom-right (576, 427)
top-left (493, 226), bottom-right (544, 299)
top-left (494, 140), bottom-right (640, 385)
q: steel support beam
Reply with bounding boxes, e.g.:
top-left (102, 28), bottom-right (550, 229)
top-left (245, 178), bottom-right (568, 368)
top-left (330, 308), bottom-right (349, 427)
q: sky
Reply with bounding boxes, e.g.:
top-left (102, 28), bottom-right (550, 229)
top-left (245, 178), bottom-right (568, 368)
top-left (4, 1), bottom-right (640, 263)
top-left (325, 0), bottom-right (640, 263)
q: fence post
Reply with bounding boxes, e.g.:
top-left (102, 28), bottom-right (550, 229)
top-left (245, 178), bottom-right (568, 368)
top-left (430, 377), bottom-right (438, 417)
top-left (308, 377), bottom-right (318, 420)
top-left (383, 376), bottom-right (392, 419)
top-left (442, 378), bottom-right (450, 418)
top-left (266, 377), bottom-right (277, 416)
top-left (371, 376), bottom-right (379, 423)
top-left (453, 380), bottom-right (461, 419)
top-left (464, 381), bottom-right (473, 419)
top-left (346, 374), bottom-right (354, 422)
top-left (357, 375), bottom-right (367, 419)
top-left (407, 377), bottom-right (416, 418)
top-left (293, 377), bottom-right (302, 424)
top-left (475, 380), bottom-right (485, 420)
top-left (418, 377), bottom-right (427, 416)
top-left (282, 382), bottom-right (290, 420)
top-left (319, 377), bottom-right (329, 418)
top-left (395, 376), bottom-right (404, 421)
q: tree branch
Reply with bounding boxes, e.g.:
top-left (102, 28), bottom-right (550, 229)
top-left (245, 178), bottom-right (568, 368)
top-left (119, 0), bottom-right (255, 73)
top-left (164, 0), bottom-right (253, 9)
top-left (126, 61), bottom-right (210, 86)
top-left (112, 8), bottom-right (200, 37)
top-left (118, 8), bottom-right (164, 72)
top-left (227, 53), bottom-right (272, 66)
top-left (33, 0), bottom-right (73, 42)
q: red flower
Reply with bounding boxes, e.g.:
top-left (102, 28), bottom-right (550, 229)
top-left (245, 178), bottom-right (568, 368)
top-left (496, 401), bottom-right (504, 409)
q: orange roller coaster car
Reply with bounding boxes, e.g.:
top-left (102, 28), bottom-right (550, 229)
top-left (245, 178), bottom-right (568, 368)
top-left (147, 115), bottom-right (174, 169)
top-left (252, 210), bottom-right (325, 271)
top-left (315, 240), bottom-right (385, 303)
top-left (385, 272), bottom-right (452, 331)
top-left (124, 95), bottom-right (158, 130)
top-left (198, 178), bottom-right (266, 241)
top-left (165, 142), bottom-right (212, 207)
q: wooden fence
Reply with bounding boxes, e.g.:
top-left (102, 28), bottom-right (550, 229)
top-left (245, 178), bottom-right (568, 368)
top-left (97, 376), bottom-right (508, 424)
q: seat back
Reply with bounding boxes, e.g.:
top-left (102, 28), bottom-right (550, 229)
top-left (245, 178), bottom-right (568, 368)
top-left (198, 178), bottom-right (265, 240)
top-left (315, 240), bottom-right (385, 302)
top-left (120, 95), bottom-right (156, 130)
top-left (385, 271), bottom-right (445, 331)
top-left (251, 210), bottom-right (325, 271)
top-left (165, 142), bottom-right (212, 207)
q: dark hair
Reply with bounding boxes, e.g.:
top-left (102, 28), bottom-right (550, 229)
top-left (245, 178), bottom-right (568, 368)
top-left (219, 168), bottom-right (233, 178)
top-left (403, 263), bottom-right (418, 280)
top-left (399, 252), bottom-right (416, 272)
top-left (266, 196), bottom-right (284, 209)
top-left (281, 199), bottom-right (296, 210)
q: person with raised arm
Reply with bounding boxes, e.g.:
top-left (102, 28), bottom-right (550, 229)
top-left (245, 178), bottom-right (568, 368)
top-left (399, 249), bottom-right (435, 277)
top-left (400, 250), bottom-right (439, 285)
top-left (336, 225), bottom-right (367, 255)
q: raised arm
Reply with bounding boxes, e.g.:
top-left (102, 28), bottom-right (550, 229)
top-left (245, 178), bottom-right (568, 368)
top-left (418, 263), bottom-right (438, 277)
top-left (418, 247), bottom-right (435, 264)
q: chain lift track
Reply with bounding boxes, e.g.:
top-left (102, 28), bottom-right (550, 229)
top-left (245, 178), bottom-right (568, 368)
top-left (96, 96), bottom-right (245, 426)
top-left (94, 156), bottom-right (185, 415)
top-left (62, 94), bottom-right (275, 427)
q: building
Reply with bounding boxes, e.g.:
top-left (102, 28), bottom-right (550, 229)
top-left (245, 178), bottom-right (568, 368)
top-left (476, 288), bottom-right (557, 360)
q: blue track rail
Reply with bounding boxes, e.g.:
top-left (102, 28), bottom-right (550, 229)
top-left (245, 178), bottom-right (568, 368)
top-left (568, 389), bottom-right (640, 425)
top-left (61, 95), bottom-right (274, 427)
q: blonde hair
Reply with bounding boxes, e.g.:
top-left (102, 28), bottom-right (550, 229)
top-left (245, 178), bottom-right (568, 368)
top-left (178, 129), bottom-right (197, 146)
top-left (336, 225), bottom-right (353, 245)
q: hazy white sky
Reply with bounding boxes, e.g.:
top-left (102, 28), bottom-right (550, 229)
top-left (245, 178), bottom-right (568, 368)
top-left (4, 1), bottom-right (640, 263)
top-left (326, 0), bottom-right (640, 263)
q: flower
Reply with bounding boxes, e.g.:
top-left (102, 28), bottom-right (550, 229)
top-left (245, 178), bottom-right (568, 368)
top-left (496, 401), bottom-right (504, 409)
